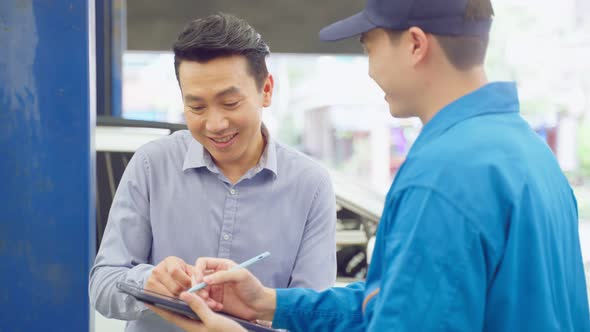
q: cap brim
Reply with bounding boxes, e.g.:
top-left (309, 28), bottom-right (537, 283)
top-left (319, 11), bottom-right (377, 41)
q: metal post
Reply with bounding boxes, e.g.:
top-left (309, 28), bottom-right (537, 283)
top-left (96, 0), bottom-right (125, 117)
top-left (0, 0), bottom-right (96, 330)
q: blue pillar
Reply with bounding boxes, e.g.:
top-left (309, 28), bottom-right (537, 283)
top-left (0, 1), bottom-right (96, 331)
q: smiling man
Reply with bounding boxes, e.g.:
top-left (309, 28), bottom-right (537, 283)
top-left (89, 13), bottom-right (336, 332)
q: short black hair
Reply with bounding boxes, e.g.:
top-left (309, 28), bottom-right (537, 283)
top-left (386, 0), bottom-right (493, 71)
top-left (173, 13), bottom-right (270, 90)
top-left (434, 0), bottom-right (494, 70)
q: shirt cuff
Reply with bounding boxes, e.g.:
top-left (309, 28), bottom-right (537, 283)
top-left (123, 264), bottom-right (154, 312)
top-left (272, 288), bottom-right (306, 329)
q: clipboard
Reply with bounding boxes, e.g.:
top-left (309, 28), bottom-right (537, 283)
top-left (116, 281), bottom-right (284, 332)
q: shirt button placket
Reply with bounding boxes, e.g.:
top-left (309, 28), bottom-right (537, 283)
top-left (218, 187), bottom-right (238, 258)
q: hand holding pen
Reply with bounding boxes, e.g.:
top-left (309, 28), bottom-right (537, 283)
top-left (188, 253), bottom-right (277, 321)
top-left (188, 252), bottom-right (270, 293)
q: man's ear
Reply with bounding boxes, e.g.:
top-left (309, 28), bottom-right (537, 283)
top-left (262, 74), bottom-right (274, 107)
top-left (407, 27), bottom-right (429, 66)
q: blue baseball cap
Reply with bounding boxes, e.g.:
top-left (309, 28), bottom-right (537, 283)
top-left (319, 0), bottom-right (492, 41)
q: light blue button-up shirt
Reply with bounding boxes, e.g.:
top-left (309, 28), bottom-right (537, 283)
top-left (89, 127), bottom-right (336, 332)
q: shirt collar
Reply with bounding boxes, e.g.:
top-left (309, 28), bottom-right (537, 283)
top-left (182, 124), bottom-right (278, 178)
top-left (259, 124), bottom-right (278, 177)
top-left (410, 81), bottom-right (520, 155)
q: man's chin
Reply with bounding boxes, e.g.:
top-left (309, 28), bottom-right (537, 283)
top-left (208, 150), bottom-right (232, 163)
top-left (388, 108), bottom-right (407, 118)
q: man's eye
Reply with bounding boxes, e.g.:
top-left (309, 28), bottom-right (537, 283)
top-left (189, 106), bottom-right (205, 112)
top-left (224, 101), bottom-right (240, 108)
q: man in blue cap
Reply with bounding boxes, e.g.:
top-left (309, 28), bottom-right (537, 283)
top-left (149, 0), bottom-right (590, 330)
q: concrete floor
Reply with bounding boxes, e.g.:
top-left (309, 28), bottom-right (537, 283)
top-left (95, 222), bottom-right (590, 332)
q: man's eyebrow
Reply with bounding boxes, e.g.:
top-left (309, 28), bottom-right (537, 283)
top-left (184, 94), bottom-right (204, 103)
top-left (183, 87), bottom-right (242, 103)
top-left (215, 86), bottom-right (241, 99)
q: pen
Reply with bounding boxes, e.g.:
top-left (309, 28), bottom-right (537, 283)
top-left (187, 251), bottom-right (270, 293)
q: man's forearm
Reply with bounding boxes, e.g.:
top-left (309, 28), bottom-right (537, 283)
top-left (89, 264), bottom-right (154, 319)
top-left (271, 283), bottom-right (366, 332)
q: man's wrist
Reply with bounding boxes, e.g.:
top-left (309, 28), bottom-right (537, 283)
top-left (256, 287), bottom-right (277, 321)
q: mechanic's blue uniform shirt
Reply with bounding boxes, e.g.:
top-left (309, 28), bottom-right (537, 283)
top-left (272, 82), bottom-right (590, 331)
